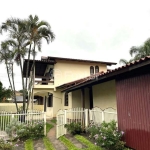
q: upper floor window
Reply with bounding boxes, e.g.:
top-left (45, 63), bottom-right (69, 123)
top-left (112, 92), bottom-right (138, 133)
top-left (64, 93), bottom-right (68, 106)
top-left (90, 66), bottom-right (94, 75)
top-left (95, 66), bottom-right (99, 73)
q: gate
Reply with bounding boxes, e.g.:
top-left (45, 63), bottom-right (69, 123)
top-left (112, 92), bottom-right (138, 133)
top-left (56, 108), bottom-right (88, 138)
top-left (56, 109), bottom-right (66, 138)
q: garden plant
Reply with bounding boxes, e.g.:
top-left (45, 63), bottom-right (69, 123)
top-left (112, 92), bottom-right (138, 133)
top-left (87, 120), bottom-right (129, 150)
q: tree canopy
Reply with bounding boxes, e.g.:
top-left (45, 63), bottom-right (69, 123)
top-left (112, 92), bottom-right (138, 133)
top-left (0, 81), bottom-right (12, 102)
top-left (119, 38), bottom-right (150, 65)
top-left (0, 15), bottom-right (55, 111)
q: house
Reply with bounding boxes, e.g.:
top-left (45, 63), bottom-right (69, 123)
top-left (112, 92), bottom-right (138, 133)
top-left (61, 56), bottom-right (150, 150)
top-left (23, 56), bottom-right (116, 118)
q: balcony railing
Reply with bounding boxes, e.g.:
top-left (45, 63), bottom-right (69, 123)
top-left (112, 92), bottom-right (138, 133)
top-left (34, 76), bottom-right (54, 85)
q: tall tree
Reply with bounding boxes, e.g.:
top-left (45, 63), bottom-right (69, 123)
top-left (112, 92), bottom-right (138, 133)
top-left (129, 38), bottom-right (150, 60)
top-left (25, 15), bottom-right (55, 109)
top-left (0, 15), bottom-right (55, 111)
top-left (0, 18), bottom-right (28, 111)
top-left (119, 38), bottom-right (150, 65)
top-left (0, 41), bottom-right (13, 90)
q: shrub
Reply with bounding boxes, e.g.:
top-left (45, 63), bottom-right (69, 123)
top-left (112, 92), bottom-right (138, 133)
top-left (6, 118), bottom-right (21, 140)
top-left (64, 122), bottom-right (82, 135)
top-left (6, 118), bottom-right (44, 140)
top-left (87, 120), bottom-right (126, 150)
top-left (0, 138), bottom-right (18, 150)
top-left (17, 120), bottom-right (44, 139)
top-left (86, 124), bottom-right (101, 139)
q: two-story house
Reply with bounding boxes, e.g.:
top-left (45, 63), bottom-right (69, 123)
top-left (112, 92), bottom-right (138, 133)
top-left (23, 56), bottom-right (116, 118)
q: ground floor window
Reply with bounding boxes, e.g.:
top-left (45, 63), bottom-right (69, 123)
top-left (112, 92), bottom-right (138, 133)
top-left (64, 93), bottom-right (68, 106)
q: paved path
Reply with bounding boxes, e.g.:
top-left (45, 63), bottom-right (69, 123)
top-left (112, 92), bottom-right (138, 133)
top-left (47, 121), bottom-right (67, 150)
top-left (13, 119), bottom-right (87, 150)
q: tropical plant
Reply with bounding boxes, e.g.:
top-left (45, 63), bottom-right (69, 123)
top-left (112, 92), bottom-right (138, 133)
top-left (24, 15), bottom-right (55, 109)
top-left (0, 15), bottom-right (55, 112)
top-left (0, 41), bottom-right (13, 91)
top-left (119, 58), bottom-right (134, 65)
top-left (119, 38), bottom-right (150, 66)
top-left (0, 18), bottom-right (28, 111)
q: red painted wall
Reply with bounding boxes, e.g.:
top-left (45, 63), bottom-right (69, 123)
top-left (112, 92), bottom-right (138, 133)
top-left (116, 74), bottom-right (150, 150)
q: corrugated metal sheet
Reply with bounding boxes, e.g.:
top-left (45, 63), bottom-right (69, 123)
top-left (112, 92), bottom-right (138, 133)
top-left (116, 74), bottom-right (150, 150)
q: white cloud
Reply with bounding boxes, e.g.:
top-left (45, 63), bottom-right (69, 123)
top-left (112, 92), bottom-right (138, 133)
top-left (1, 0), bottom-right (150, 89)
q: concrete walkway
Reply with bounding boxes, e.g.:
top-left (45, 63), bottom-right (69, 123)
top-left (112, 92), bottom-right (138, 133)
top-left (47, 122), bottom-right (67, 150)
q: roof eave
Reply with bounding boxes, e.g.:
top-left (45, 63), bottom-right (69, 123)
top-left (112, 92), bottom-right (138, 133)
top-left (62, 59), bottom-right (150, 93)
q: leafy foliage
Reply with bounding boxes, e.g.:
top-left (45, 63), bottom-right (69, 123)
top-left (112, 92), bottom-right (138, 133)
top-left (64, 122), bottom-right (83, 135)
top-left (0, 138), bottom-right (17, 150)
top-left (119, 38), bottom-right (150, 65)
top-left (0, 81), bottom-right (12, 102)
top-left (87, 120), bottom-right (126, 150)
top-left (6, 118), bottom-right (44, 140)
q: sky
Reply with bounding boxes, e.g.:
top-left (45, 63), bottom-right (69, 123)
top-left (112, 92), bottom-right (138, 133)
top-left (1, 0), bottom-right (150, 90)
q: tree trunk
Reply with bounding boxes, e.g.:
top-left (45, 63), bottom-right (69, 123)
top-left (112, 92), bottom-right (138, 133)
top-left (11, 63), bottom-right (18, 112)
top-left (5, 62), bottom-right (13, 91)
top-left (19, 57), bottom-right (26, 112)
top-left (25, 43), bottom-right (32, 90)
top-left (27, 42), bottom-right (35, 110)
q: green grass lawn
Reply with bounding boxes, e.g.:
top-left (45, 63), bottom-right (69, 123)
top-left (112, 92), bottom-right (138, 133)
top-left (50, 119), bottom-right (57, 124)
top-left (25, 139), bottom-right (34, 150)
top-left (46, 122), bottom-right (54, 134)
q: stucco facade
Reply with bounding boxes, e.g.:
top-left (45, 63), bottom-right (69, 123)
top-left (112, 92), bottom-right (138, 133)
top-left (92, 80), bottom-right (117, 109)
top-left (54, 60), bottom-right (107, 87)
top-left (25, 56), bottom-right (116, 118)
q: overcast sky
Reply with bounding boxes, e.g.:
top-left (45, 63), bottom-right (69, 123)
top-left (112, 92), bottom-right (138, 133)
top-left (1, 0), bottom-right (150, 90)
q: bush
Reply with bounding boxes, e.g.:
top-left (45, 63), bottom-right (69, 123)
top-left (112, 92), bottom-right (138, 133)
top-left (87, 120), bottom-right (126, 150)
top-left (17, 120), bottom-right (44, 139)
top-left (0, 138), bottom-right (18, 150)
top-left (6, 118), bottom-right (44, 140)
top-left (64, 122), bottom-right (82, 135)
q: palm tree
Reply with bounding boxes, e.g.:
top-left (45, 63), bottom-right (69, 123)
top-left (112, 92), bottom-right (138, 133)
top-left (119, 38), bottom-right (150, 66)
top-left (0, 41), bottom-right (19, 111)
top-left (0, 15), bottom-right (55, 112)
top-left (0, 41), bottom-right (13, 90)
top-left (25, 15), bottom-right (55, 109)
top-left (119, 58), bottom-right (134, 65)
top-left (129, 38), bottom-right (150, 60)
top-left (0, 18), bottom-right (28, 112)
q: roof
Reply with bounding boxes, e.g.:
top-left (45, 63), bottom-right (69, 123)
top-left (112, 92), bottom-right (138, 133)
top-left (61, 56), bottom-right (150, 92)
top-left (23, 59), bottom-right (55, 77)
top-left (41, 56), bottom-right (117, 66)
top-left (56, 71), bottom-right (104, 89)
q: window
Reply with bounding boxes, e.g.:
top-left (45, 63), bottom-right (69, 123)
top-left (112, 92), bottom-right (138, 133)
top-left (90, 66), bottom-right (94, 75)
top-left (95, 66), bottom-right (99, 73)
top-left (64, 93), bottom-right (68, 106)
top-left (47, 94), bottom-right (53, 107)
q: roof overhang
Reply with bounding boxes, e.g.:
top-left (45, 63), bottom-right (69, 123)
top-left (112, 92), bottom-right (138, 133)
top-left (62, 57), bottom-right (150, 93)
top-left (41, 56), bottom-right (117, 66)
top-left (23, 59), bottom-right (56, 77)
